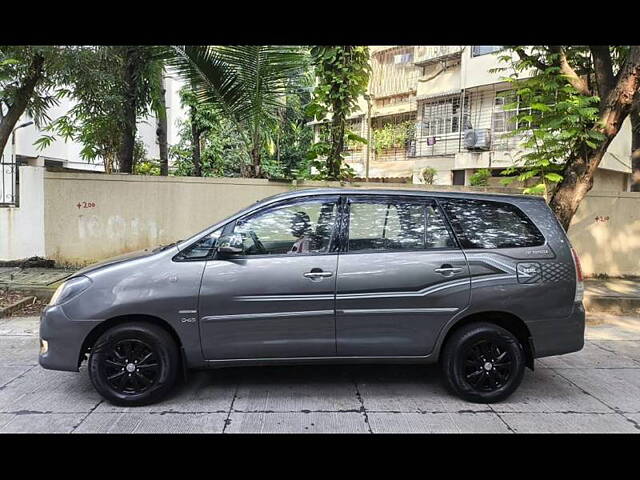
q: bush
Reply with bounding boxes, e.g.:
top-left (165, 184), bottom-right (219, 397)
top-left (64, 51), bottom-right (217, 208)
top-left (420, 167), bottom-right (437, 185)
top-left (469, 168), bottom-right (492, 186)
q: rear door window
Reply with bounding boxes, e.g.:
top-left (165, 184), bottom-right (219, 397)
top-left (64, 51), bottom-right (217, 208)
top-left (347, 198), bottom-right (455, 252)
top-left (441, 198), bottom-right (544, 249)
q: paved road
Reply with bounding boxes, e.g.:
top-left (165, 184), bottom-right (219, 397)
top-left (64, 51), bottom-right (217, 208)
top-left (1, 314), bottom-right (639, 433)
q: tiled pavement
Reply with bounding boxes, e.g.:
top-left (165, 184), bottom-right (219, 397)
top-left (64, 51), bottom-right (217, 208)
top-left (1, 314), bottom-right (639, 433)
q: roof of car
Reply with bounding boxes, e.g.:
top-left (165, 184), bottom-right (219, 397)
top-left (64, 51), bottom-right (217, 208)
top-left (255, 187), bottom-right (542, 205)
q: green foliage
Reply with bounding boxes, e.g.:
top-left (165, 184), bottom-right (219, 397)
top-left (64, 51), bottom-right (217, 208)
top-left (171, 90), bottom-right (250, 177)
top-left (306, 46), bottom-right (371, 180)
top-left (0, 46), bottom-right (73, 128)
top-left (469, 168), bottom-right (492, 186)
top-left (420, 167), bottom-right (437, 185)
top-left (373, 121), bottom-right (415, 153)
top-left (169, 46), bottom-right (309, 177)
top-left (134, 159), bottom-right (160, 176)
top-left (494, 47), bottom-right (612, 198)
top-left (36, 46), bottom-right (166, 172)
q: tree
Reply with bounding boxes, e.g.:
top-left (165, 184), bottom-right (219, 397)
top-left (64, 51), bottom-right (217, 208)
top-left (170, 86), bottom-right (249, 177)
top-left (632, 108), bottom-right (640, 191)
top-left (155, 68), bottom-right (169, 176)
top-left (0, 46), bottom-right (69, 161)
top-left (115, 46), bottom-right (167, 173)
top-left (169, 45), bottom-right (308, 178)
top-left (38, 46), bottom-right (167, 173)
top-left (496, 46), bottom-right (640, 230)
top-left (306, 46), bottom-right (370, 180)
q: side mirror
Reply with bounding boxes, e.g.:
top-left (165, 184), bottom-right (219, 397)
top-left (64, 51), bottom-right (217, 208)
top-left (217, 233), bottom-right (244, 256)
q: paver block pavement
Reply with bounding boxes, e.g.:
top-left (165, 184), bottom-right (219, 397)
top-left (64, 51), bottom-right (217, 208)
top-left (367, 412), bottom-right (511, 433)
top-left (0, 412), bottom-right (86, 433)
top-left (498, 412), bottom-right (639, 433)
top-left (226, 411), bottom-right (369, 433)
top-left (74, 412), bottom-right (228, 433)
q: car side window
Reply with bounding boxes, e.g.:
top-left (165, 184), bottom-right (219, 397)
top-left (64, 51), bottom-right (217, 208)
top-left (175, 228), bottom-right (222, 260)
top-left (233, 198), bottom-right (338, 256)
top-left (441, 198), bottom-right (545, 249)
top-left (347, 199), bottom-right (455, 252)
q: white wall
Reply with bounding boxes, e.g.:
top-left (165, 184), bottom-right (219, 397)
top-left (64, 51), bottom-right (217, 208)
top-left (0, 166), bottom-right (45, 260)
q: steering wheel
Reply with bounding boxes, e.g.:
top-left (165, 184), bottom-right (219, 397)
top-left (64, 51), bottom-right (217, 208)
top-left (249, 231), bottom-right (267, 254)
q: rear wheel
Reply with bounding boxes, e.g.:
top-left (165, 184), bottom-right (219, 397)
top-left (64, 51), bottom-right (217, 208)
top-left (88, 322), bottom-right (178, 406)
top-left (441, 322), bottom-right (525, 403)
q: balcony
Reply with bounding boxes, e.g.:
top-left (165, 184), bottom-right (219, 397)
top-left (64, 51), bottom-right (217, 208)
top-left (414, 46), bottom-right (464, 66)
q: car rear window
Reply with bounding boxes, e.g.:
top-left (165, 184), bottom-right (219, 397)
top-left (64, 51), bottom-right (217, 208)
top-left (441, 198), bottom-right (545, 249)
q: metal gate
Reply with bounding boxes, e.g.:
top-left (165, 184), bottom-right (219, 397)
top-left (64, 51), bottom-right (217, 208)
top-left (0, 152), bottom-right (18, 206)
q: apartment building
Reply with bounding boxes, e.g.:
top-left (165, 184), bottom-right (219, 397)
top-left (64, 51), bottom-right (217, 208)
top-left (326, 46), bottom-right (632, 191)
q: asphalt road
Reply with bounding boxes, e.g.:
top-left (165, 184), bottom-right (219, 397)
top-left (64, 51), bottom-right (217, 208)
top-left (1, 314), bottom-right (639, 433)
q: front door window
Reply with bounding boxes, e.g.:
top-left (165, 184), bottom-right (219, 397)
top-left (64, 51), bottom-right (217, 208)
top-left (234, 198), bottom-right (338, 256)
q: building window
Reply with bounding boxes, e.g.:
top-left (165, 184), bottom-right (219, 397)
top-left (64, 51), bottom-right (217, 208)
top-left (394, 53), bottom-right (414, 64)
top-left (472, 46), bottom-right (502, 57)
top-left (420, 96), bottom-right (467, 137)
top-left (492, 90), bottom-right (531, 134)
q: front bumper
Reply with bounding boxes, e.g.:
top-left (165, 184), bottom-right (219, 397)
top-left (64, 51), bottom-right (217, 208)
top-left (528, 303), bottom-right (586, 359)
top-left (39, 305), bottom-right (99, 372)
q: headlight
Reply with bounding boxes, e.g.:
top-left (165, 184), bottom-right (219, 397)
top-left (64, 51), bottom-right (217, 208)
top-left (49, 276), bottom-right (92, 306)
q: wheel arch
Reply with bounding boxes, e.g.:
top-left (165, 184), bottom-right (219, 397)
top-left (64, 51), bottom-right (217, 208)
top-left (437, 311), bottom-right (535, 370)
top-left (78, 314), bottom-right (184, 370)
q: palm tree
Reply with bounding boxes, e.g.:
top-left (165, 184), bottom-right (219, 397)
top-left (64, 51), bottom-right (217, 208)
top-left (169, 45), bottom-right (308, 177)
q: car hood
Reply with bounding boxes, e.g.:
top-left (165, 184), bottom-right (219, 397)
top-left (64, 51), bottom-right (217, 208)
top-left (72, 247), bottom-right (163, 277)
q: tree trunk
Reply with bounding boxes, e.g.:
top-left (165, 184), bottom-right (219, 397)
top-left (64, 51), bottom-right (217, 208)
top-left (117, 47), bottom-right (140, 174)
top-left (191, 106), bottom-right (202, 177)
top-left (156, 69), bottom-right (169, 176)
top-left (327, 113), bottom-right (345, 180)
top-left (0, 53), bottom-right (44, 160)
top-left (632, 110), bottom-right (640, 192)
top-left (549, 47), bottom-right (640, 231)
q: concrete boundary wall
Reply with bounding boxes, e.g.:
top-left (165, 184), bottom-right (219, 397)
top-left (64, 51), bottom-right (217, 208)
top-left (567, 191), bottom-right (640, 277)
top-left (1, 167), bottom-right (639, 276)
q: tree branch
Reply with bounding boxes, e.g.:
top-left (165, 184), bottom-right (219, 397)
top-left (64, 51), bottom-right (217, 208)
top-left (514, 47), bottom-right (548, 71)
top-left (590, 46), bottom-right (615, 100)
top-left (549, 46), bottom-right (592, 96)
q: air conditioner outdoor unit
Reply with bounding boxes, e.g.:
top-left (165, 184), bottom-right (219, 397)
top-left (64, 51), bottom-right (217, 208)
top-left (464, 128), bottom-right (491, 150)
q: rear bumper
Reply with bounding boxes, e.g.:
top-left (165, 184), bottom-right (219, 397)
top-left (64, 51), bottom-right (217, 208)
top-left (39, 305), bottom-right (98, 372)
top-left (529, 303), bottom-right (586, 358)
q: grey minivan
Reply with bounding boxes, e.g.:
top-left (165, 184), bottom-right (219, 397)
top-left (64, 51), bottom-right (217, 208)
top-left (39, 188), bottom-right (585, 405)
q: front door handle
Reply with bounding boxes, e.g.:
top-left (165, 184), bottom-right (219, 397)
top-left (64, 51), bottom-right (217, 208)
top-left (434, 264), bottom-right (463, 276)
top-left (303, 269), bottom-right (333, 279)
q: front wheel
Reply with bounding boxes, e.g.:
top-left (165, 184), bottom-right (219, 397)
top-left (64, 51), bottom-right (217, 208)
top-left (88, 322), bottom-right (179, 406)
top-left (441, 322), bottom-right (525, 403)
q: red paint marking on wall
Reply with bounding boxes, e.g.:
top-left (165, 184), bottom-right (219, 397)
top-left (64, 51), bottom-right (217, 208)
top-left (76, 202), bottom-right (96, 209)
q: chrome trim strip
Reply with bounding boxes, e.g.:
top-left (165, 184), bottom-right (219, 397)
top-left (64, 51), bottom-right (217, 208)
top-left (201, 310), bottom-right (334, 323)
top-left (235, 294), bottom-right (335, 302)
top-left (339, 307), bottom-right (458, 315)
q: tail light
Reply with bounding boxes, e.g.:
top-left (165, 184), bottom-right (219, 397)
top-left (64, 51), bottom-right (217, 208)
top-left (571, 248), bottom-right (584, 303)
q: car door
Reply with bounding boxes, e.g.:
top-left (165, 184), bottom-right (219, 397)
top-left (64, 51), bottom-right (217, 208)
top-left (335, 195), bottom-right (471, 357)
top-left (198, 195), bottom-right (340, 360)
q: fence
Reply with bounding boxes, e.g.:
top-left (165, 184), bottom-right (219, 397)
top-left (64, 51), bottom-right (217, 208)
top-left (0, 153), bottom-right (18, 206)
top-left (1, 166), bottom-right (639, 277)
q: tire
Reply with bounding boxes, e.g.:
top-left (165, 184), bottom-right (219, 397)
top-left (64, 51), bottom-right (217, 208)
top-left (441, 322), bottom-right (525, 403)
top-left (88, 322), bottom-right (179, 406)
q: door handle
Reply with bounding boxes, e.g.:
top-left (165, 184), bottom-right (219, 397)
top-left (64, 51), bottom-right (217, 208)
top-left (303, 270), bottom-right (333, 279)
top-left (434, 265), bottom-right (463, 276)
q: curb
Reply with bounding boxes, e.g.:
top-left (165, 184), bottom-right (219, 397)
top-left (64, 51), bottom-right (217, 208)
top-left (584, 295), bottom-right (640, 316)
top-left (1, 285), bottom-right (55, 301)
top-left (0, 296), bottom-right (36, 318)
